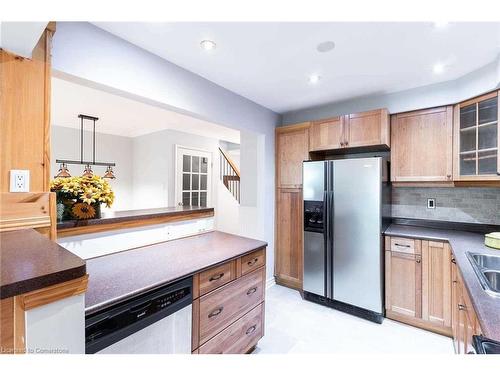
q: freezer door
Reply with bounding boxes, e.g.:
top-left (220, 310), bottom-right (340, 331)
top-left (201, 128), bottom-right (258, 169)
top-left (332, 158), bottom-right (383, 313)
top-left (303, 161), bottom-right (325, 201)
top-left (303, 231), bottom-right (326, 296)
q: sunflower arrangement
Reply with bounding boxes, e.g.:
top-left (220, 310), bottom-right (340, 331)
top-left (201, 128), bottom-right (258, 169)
top-left (50, 175), bottom-right (115, 220)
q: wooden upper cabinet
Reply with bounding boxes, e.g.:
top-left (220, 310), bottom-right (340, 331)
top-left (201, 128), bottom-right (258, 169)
top-left (345, 109), bottom-right (390, 148)
top-left (453, 90), bottom-right (500, 183)
top-left (309, 109), bottom-right (389, 152)
top-left (276, 123), bottom-right (310, 188)
top-left (309, 116), bottom-right (345, 151)
top-left (391, 106), bottom-right (453, 184)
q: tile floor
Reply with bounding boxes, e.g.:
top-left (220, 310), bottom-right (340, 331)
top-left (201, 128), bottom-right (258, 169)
top-left (254, 285), bottom-right (454, 354)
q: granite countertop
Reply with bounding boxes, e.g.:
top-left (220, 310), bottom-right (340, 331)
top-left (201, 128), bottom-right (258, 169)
top-left (57, 206), bottom-right (214, 230)
top-left (385, 224), bottom-right (500, 341)
top-left (0, 229), bottom-right (86, 299)
top-left (85, 230), bottom-right (267, 314)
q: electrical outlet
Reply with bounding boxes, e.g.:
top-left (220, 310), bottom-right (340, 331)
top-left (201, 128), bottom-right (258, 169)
top-left (9, 170), bottom-right (30, 192)
top-left (427, 198), bottom-right (436, 209)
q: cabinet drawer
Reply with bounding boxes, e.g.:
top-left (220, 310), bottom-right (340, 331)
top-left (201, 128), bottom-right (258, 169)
top-left (199, 303), bottom-right (263, 354)
top-left (199, 261), bottom-right (235, 296)
top-left (390, 237), bottom-right (416, 254)
top-left (241, 248), bottom-right (265, 276)
top-left (199, 267), bottom-right (264, 344)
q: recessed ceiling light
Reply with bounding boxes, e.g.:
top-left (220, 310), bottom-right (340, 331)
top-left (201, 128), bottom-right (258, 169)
top-left (433, 63), bottom-right (446, 74)
top-left (317, 41), bottom-right (335, 53)
top-left (433, 21), bottom-right (449, 29)
top-left (308, 74), bottom-right (321, 84)
top-left (200, 40), bottom-right (216, 51)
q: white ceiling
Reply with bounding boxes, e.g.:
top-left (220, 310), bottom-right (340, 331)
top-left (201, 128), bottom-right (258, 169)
top-left (51, 77), bottom-right (240, 143)
top-left (93, 22), bottom-right (500, 113)
top-left (0, 22), bottom-right (48, 58)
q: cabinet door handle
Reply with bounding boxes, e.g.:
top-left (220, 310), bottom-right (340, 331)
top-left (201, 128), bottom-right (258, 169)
top-left (451, 258), bottom-right (456, 264)
top-left (209, 273), bottom-right (225, 282)
top-left (208, 307), bottom-right (224, 318)
top-left (446, 174), bottom-right (452, 180)
top-left (247, 258), bottom-right (259, 267)
top-left (246, 287), bottom-right (258, 296)
top-left (246, 325), bottom-right (257, 335)
top-left (416, 259), bottom-right (421, 264)
top-left (458, 304), bottom-right (466, 311)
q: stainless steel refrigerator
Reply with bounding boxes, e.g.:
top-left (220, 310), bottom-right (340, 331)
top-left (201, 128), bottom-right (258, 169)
top-left (302, 156), bottom-right (390, 323)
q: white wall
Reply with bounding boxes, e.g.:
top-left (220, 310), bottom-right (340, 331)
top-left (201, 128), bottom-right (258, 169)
top-left (52, 22), bottom-right (280, 284)
top-left (51, 126), bottom-right (134, 212)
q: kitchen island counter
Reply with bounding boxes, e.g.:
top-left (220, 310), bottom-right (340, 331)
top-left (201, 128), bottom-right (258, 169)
top-left (85, 230), bottom-right (267, 314)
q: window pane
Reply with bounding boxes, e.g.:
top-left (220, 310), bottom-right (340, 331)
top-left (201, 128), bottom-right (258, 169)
top-left (192, 156), bottom-right (200, 172)
top-left (201, 157), bottom-right (208, 173)
top-left (200, 174), bottom-right (207, 190)
top-left (460, 104), bottom-right (476, 129)
top-left (478, 97), bottom-right (498, 125)
top-left (182, 173), bottom-right (190, 190)
top-left (460, 153), bottom-right (476, 175)
top-left (191, 192), bottom-right (199, 206)
top-left (182, 192), bottom-right (190, 206)
top-left (183, 155), bottom-right (191, 172)
top-left (478, 124), bottom-right (498, 150)
top-left (192, 174), bottom-right (199, 190)
top-left (200, 192), bottom-right (207, 207)
top-left (460, 128), bottom-right (476, 152)
top-left (478, 150), bottom-right (497, 174)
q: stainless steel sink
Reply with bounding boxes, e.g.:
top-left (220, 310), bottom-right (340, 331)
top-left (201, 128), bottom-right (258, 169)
top-left (466, 252), bottom-right (500, 297)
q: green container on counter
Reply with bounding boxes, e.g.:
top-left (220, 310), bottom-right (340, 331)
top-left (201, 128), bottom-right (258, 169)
top-left (485, 232), bottom-right (500, 250)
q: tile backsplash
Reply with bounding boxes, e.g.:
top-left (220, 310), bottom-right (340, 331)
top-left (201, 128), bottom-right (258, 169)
top-left (392, 187), bottom-right (500, 225)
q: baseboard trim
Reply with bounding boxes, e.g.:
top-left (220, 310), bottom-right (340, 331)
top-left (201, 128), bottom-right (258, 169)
top-left (265, 277), bottom-right (276, 290)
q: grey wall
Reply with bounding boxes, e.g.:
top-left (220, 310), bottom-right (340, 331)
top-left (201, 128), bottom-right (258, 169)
top-left (282, 57), bottom-right (500, 125)
top-left (392, 187), bottom-right (500, 225)
top-left (51, 126), bottom-right (134, 212)
top-left (52, 22), bottom-right (281, 282)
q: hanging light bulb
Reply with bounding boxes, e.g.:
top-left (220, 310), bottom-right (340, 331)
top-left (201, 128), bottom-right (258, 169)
top-left (82, 164), bottom-right (94, 178)
top-left (55, 163), bottom-right (71, 178)
top-left (103, 165), bottom-right (116, 179)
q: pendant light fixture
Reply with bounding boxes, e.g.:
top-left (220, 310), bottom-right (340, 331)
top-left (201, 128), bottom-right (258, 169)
top-left (82, 164), bottom-right (94, 178)
top-left (54, 163), bottom-right (71, 178)
top-left (56, 114), bottom-right (117, 178)
top-left (103, 165), bottom-right (116, 179)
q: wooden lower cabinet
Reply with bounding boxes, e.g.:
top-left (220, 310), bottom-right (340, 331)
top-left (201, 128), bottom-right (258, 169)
top-left (191, 248), bottom-right (266, 354)
top-left (385, 236), bottom-right (452, 336)
top-left (275, 188), bottom-right (303, 289)
top-left (199, 304), bottom-right (264, 354)
top-left (451, 257), bottom-right (482, 354)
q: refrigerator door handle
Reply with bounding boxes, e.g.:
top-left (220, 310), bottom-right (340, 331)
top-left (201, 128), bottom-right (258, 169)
top-left (323, 190), bottom-right (328, 298)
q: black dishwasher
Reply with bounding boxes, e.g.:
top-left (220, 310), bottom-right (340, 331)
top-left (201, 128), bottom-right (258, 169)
top-left (473, 335), bottom-right (500, 354)
top-left (85, 276), bottom-right (192, 354)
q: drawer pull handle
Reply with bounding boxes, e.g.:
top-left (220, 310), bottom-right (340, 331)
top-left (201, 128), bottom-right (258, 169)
top-left (209, 273), bottom-right (225, 282)
top-left (458, 304), bottom-right (466, 311)
top-left (208, 307), bottom-right (224, 318)
top-left (246, 325), bottom-right (257, 335)
top-left (394, 243), bottom-right (411, 248)
top-left (246, 287), bottom-right (258, 296)
top-left (247, 258), bottom-right (259, 266)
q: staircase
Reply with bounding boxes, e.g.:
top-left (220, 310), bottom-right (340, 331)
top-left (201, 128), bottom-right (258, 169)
top-left (219, 147), bottom-right (240, 203)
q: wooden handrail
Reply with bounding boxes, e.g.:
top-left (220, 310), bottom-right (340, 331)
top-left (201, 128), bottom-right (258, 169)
top-left (218, 148), bottom-right (240, 177)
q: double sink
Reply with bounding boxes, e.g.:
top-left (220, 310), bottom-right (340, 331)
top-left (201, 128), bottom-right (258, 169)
top-left (467, 252), bottom-right (500, 297)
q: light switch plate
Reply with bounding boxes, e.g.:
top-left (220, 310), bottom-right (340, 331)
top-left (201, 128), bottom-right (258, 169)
top-left (9, 170), bottom-right (30, 192)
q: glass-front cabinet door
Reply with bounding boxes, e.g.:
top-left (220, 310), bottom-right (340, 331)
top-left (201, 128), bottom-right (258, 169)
top-left (454, 91), bottom-right (500, 181)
